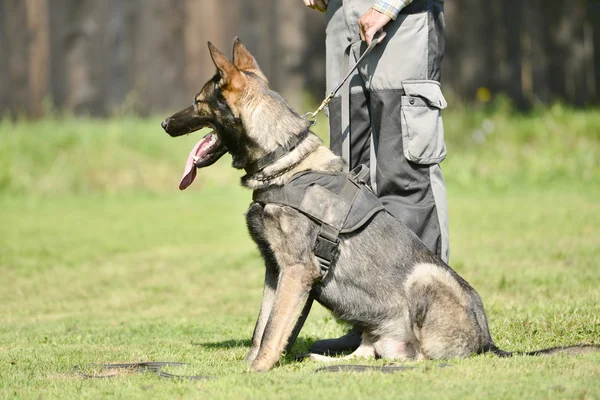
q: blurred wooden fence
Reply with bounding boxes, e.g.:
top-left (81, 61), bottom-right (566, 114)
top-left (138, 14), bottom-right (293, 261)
top-left (445, 0), bottom-right (599, 109)
top-left (0, 0), bottom-right (598, 118)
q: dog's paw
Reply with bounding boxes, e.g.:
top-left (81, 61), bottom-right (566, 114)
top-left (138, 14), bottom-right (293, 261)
top-left (250, 359), bottom-right (274, 373)
top-left (244, 348), bottom-right (259, 363)
top-left (307, 353), bottom-right (337, 362)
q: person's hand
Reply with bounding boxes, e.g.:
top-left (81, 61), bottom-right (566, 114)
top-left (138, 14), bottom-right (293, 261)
top-left (303, 0), bottom-right (328, 13)
top-left (358, 8), bottom-right (391, 44)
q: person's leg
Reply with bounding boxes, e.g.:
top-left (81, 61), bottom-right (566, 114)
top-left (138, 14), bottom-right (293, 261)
top-left (326, 0), bottom-right (373, 172)
top-left (354, 0), bottom-right (450, 262)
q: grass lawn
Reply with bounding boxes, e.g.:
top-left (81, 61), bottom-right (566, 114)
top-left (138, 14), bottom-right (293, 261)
top-left (1, 109), bottom-right (599, 399)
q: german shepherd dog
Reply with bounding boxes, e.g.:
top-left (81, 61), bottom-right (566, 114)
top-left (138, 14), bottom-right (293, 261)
top-left (161, 39), bottom-right (598, 372)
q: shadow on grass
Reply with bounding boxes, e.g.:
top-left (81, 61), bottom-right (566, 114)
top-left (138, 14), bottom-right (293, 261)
top-left (191, 337), bottom-right (320, 358)
top-left (191, 339), bottom-right (252, 349)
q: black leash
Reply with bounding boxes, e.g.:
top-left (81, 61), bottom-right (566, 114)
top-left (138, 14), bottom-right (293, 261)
top-left (73, 362), bottom-right (214, 381)
top-left (316, 363), bottom-right (452, 373)
top-left (316, 364), bottom-right (416, 373)
top-left (303, 33), bottom-right (383, 126)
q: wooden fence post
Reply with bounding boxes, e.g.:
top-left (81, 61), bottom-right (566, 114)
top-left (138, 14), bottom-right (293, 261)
top-left (25, 0), bottom-right (50, 118)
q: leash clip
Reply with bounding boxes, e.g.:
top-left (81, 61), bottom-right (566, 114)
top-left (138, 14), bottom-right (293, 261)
top-left (303, 111), bottom-right (318, 126)
top-left (304, 91), bottom-right (334, 126)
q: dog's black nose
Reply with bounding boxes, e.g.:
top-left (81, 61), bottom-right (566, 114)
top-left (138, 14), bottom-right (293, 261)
top-left (161, 118), bottom-right (170, 131)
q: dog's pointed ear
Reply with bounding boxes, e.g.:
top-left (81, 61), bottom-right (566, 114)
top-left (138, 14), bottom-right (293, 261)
top-left (208, 41), bottom-right (240, 84)
top-left (232, 37), bottom-right (268, 82)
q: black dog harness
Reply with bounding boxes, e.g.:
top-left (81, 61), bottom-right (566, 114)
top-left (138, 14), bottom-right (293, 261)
top-left (252, 166), bottom-right (385, 279)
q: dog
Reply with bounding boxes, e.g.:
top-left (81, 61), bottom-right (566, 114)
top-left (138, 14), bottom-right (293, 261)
top-left (161, 38), bottom-right (598, 372)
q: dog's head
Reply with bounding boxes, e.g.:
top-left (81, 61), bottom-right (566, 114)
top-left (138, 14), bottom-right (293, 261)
top-left (162, 38), bottom-right (284, 190)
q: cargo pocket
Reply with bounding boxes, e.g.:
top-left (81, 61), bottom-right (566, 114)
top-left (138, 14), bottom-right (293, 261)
top-left (400, 80), bottom-right (448, 165)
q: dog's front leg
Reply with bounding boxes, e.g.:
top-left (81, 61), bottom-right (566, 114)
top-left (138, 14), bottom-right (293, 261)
top-left (251, 265), bottom-right (313, 372)
top-left (245, 266), bottom-right (278, 362)
top-left (285, 295), bottom-right (314, 353)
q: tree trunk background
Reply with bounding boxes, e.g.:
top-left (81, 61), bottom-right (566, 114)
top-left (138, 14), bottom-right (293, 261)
top-left (0, 0), bottom-right (598, 118)
top-left (0, 0), bottom-right (7, 115)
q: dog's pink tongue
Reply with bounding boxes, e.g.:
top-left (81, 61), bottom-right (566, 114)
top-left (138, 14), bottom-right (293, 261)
top-left (179, 139), bottom-right (205, 191)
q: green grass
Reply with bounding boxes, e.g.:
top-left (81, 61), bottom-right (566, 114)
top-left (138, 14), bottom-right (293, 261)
top-left (1, 109), bottom-right (600, 399)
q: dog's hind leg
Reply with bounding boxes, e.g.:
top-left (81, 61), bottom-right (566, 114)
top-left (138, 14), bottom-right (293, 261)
top-left (250, 265), bottom-right (314, 372)
top-left (373, 337), bottom-right (420, 360)
top-left (308, 335), bottom-right (376, 362)
top-left (308, 331), bottom-right (422, 363)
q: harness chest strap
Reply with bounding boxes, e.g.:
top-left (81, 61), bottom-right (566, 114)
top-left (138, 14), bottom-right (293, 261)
top-left (252, 166), bottom-right (385, 279)
top-left (313, 223), bottom-right (341, 279)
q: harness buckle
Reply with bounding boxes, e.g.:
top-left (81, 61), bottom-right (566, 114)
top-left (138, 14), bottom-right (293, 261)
top-left (314, 226), bottom-right (340, 279)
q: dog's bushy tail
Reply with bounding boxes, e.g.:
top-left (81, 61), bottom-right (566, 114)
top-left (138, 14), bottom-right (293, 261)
top-left (487, 343), bottom-right (600, 358)
top-left (485, 344), bottom-right (513, 357)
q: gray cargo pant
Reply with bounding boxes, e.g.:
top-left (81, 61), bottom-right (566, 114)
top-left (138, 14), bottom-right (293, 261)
top-left (326, 0), bottom-right (449, 262)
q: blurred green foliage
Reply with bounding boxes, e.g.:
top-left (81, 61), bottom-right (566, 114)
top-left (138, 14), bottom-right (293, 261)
top-left (0, 103), bottom-right (598, 196)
